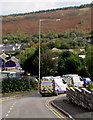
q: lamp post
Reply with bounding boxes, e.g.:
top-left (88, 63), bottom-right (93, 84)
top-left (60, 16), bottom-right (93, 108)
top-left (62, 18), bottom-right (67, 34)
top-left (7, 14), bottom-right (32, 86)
top-left (38, 19), bottom-right (60, 82)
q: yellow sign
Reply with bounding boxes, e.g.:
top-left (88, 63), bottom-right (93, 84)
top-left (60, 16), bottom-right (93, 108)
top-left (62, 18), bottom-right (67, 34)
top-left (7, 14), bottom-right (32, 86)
top-left (27, 73), bottom-right (30, 76)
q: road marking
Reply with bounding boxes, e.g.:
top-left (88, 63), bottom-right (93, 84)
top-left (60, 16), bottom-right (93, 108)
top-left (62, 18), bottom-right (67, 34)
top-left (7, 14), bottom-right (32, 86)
top-left (46, 103), bottom-right (61, 119)
top-left (0, 97), bottom-right (15, 101)
top-left (0, 91), bottom-right (38, 101)
top-left (0, 95), bottom-right (23, 101)
top-left (13, 102), bottom-right (16, 105)
top-left (6, 114), bottom-right (8, 117)
top-left (8, 111), bottom-right (10, 114)
top-left (0, 94), bottom-right (29, 101)
top-left (10, 107), bottom-right (13, 110)
top-left (11, 104), bottom-right (15, 108)
top-left (45, 99), bottom-right (66, 119)
top-left (5, 102), bottom-right (16, 118)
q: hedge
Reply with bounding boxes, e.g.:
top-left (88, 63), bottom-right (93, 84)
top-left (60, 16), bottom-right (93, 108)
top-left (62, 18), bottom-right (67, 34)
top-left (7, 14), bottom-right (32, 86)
top-left (1, 76), bottom-right (38, 93)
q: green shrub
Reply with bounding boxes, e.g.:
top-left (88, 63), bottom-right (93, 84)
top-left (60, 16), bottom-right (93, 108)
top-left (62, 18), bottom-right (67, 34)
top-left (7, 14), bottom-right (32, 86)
top-left (68, 84), bottom-right (75, 87)
top-left (87, 83), bottom-right (93, 91)
top-left (2, 77), bottom-right (38, 93)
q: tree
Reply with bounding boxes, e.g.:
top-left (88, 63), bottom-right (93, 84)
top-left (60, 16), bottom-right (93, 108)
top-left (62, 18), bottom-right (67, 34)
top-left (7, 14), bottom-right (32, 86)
top-left (2, 33), bottom-right (31, 43)
top-left (90, 30), bottom-right (93, 45)
top-left (58, 51), bottom-right (86, 76)
top-left (41, 50), bottom-right (58, 76)
top-left (23, 46), bottom-right (58, 76)
top-left (23, 47), bottom-right (39, 75)
top-left (46, 41), bottom-right (56, 49)
top-left (85, 45), bottom-right (93, 79)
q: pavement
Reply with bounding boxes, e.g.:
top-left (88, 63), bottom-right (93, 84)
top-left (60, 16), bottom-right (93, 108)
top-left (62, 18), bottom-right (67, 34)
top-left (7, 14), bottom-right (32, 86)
top-left (51, 95), bottom-right (93, 120)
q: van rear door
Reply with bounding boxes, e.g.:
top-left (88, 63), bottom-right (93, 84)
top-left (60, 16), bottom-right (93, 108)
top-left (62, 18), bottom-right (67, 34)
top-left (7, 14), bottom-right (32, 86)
top-left (73, 76), bottom-right (83, 87)
top-left (40, 80), bottom-right (54, 94)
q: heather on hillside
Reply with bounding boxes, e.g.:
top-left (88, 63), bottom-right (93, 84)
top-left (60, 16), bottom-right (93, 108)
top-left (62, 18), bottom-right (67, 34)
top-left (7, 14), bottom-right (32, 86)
top-left (2, 4), bottom-right (92, 36)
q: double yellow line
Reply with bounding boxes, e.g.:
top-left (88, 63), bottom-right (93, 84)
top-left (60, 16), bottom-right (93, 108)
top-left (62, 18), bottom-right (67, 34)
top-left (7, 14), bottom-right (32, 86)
top-left (0, 92), bottom-right (38, 102)
top-left (0, 95), bottom-right (23, 101)
top-left (0, 96), bottom-right (15, 101)
top-left (45, 99), bottom-right (66, 120)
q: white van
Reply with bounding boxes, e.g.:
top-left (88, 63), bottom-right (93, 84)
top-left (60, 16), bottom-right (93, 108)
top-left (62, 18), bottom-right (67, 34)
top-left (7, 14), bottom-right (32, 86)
top-left (39, 76), bottom-right (67, 96)
top-left (62, 74), bottom-right (83, 87)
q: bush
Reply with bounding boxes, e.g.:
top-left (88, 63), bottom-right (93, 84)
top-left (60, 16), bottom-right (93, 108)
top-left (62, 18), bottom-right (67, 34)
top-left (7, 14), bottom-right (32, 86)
top-left (2, 77), bottom-right (38, 93)
top-left (68, 84), bottom-right (75, 87)
top-left (87, 83), bottom-right (93, 91)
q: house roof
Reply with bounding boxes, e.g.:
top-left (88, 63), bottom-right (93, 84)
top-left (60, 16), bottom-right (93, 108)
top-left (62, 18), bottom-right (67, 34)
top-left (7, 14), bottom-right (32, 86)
top-left (0, 53), bottom-right (19, 62)
top-left (0, 53), bottom-right (8, 58)
top-left (11, 56), bottom-right (19, 63)
top-left (0, 53), bottom-right (8, 62)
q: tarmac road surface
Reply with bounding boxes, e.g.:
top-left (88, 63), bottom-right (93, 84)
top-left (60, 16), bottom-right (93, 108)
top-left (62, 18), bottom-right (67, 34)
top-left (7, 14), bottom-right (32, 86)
top-left (1, 91), bottom-right (67, 120)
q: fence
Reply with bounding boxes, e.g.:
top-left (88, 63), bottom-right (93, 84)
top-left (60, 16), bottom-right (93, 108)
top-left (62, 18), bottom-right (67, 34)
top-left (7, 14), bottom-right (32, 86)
top-left (66, 87), bottom-right (93, 110)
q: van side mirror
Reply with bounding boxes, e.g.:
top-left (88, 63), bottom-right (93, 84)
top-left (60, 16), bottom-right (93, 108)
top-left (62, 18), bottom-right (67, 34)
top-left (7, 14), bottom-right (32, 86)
top-left (62, 79), bottom-right (67, 84)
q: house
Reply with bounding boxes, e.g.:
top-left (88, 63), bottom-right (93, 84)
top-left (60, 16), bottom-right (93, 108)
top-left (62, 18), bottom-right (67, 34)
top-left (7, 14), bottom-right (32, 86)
top-left (52, 48), bottom-right (85, 53)
top-left (0, 43), bottom-right (21, 52)
top-left (0, 53), bottom-right (22, 71)
top-left (0, 53), bottom-right (8, 70)
top-left (79, 55), bottom-right (86, 59)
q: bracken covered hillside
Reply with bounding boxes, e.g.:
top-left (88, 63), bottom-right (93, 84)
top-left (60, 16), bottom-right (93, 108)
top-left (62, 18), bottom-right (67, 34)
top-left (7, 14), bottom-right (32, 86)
top-left (2, 5), bottom-right (92, 36)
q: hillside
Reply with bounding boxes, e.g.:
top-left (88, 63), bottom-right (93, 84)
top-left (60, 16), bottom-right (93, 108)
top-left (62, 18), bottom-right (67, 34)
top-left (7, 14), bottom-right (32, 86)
top-left (2, 6), bottom-right (91, 36)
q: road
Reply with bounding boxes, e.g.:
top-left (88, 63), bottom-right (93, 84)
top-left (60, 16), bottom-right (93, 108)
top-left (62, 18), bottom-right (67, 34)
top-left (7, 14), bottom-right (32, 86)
top-left (1, 91), bottom-right (66, 120)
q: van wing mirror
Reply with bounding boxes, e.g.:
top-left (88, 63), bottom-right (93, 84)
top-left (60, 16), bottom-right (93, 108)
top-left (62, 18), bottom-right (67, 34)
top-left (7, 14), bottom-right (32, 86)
top-left (62, 79), bottom-right (67, 84)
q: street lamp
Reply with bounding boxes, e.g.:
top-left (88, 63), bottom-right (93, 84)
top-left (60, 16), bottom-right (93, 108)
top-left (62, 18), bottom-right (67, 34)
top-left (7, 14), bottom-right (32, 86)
top-left (38, 19), bottom-right (60, 82)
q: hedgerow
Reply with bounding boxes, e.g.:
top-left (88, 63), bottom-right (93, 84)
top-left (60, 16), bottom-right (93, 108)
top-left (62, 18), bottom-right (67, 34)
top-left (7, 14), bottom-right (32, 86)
top-left (2, 77), bottom-right (38, 93)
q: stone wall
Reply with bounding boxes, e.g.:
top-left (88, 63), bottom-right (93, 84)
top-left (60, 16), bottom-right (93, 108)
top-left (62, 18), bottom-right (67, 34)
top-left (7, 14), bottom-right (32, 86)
top-left (66, 87), bottom-right (93, 110)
